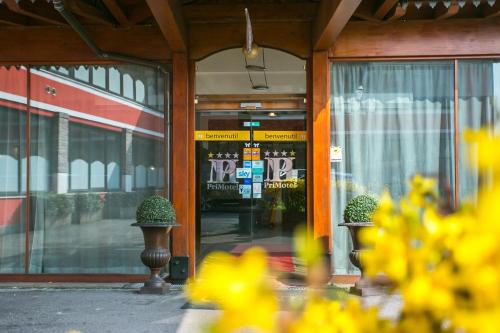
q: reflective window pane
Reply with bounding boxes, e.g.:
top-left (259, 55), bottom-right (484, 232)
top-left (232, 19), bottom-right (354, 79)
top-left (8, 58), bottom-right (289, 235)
top-left (330, 61), bottom-right (455, 274)
top-left (74, 66), bottom-right (90, 82)
top-left (0, 67), bottom-right (27, 272)
top-left (108, 67), bottom-right (121, 94)
top-left (458, 60), bottom-right (500, 202)
top-left (92, 66), bottom-right (106, 89)
top-left (24, 65), bottom-right (168, 274)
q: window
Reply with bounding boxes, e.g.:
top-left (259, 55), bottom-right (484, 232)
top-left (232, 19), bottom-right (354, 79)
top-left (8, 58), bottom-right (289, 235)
top-left (69, 123), bottom-right (121, 191)
top-left (132, 135), bottom-right (164, 189)
top-left (458, 60), bottom-right (500, 202)
top-left (74, 66), bottom-right (90, 82)
top-left (135, 80), bottom-right (145, 103)
top-left (108, 67), bottom-right (121, 94)
top-left (330, 61), bottom-right (455, 275)
top-left (92, 66), bottom-right (106, 89)
top-left (123, 74), bottom-right (134, 100)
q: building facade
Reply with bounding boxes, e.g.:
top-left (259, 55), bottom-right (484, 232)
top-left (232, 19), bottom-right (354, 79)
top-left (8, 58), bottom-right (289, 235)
top-left (0, 0), bottom-right (499, 282)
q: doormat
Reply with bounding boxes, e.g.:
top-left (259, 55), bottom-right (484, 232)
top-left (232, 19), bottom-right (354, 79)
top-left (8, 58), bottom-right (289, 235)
top-left (230, 243), bottom-right (296, 273)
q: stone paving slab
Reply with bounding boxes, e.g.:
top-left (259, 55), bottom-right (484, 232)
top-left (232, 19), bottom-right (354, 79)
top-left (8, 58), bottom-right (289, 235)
top-left (0, 285), bottom-right (402, 333)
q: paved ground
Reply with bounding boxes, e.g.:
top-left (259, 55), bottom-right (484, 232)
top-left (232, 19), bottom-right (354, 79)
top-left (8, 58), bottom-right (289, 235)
top-left (0, 284), bottom-right (402, 333)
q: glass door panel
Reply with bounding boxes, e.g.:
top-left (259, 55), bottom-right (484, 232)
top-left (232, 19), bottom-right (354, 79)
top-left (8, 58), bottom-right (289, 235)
top-left (196, 111), bottom-right (307, 273)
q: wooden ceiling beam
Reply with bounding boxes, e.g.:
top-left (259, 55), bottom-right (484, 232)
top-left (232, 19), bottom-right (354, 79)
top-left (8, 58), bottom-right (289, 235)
top-left (435, 1), bottom-right (460, 20)
top-left (127, 3), bottom-right (152, 24)
top-left (101, 0), bottom-right (130, 26)
top-left (146, 0), bottom-right (187, 53)
top-left (183, 3), bottom-right (317, 23)
top-left (374, 0), bottom-right (399, 20)
top-left (353, 0), bottom-right (381, 23)
top-left (482, 1), bottom-right (500, 18)
top-left (385, 3), bottom-right (406, 22)
top-left (66, 0), bottom-right (113, 25)
top-left (0, 25), bottom-right (170, 63)
top-left (3, 0), bottom-right (66, 25)
top-left (0, 6), bottom-right (29, 26)
top-left (313, 0), bottom-right (362, 51)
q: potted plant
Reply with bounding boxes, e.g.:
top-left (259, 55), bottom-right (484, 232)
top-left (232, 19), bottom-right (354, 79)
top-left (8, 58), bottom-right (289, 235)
top-left (339, 194), bottom-right (379, 295)
top-left (73, 193), bottom-right (104, 224)
top-left (46, 194), bottom-right (75, 228)
top-left (132, 195), bottom-right (178, 294)
top-left (339, 194), bottom-right (378, 270)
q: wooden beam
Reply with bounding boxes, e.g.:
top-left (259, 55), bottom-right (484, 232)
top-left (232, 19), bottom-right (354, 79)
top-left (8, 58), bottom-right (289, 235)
top-left (102, 0), bottom-right (130, 26)
top-left (183, 3), bottom-right (317, 23)
top-left (0, 6), bottom-right (28, 26)
top-left (127, 3), bottom-right (152, 24)
top-left (146, 0), bottom-right (187, 53)
top-left (66, 0), bottom-right (113, 25)
top-left (482, 1), bottom-right (500, 18)
top-left (4, 0), bottom-right (66, 25)
top-left (385, 3), bottom-right (407, 22)
top-left (171, 53), bottom-right (190, 269)
top-left (188, 60), bottom-right (196, 277)
top-left (313, 0), bottom-right (362, 51)
top-left (0, 25), bottom-right (170, 63)
top-left (435, 1), bottom-right (460, 20)
top-left (331, 19), bottom-right (500, 59)
top-left (307, 51), bottom-right (331, 253)
top-left (374, 0), bottom-right (399, 20)
top-left (189, 21), bottom-right (310, 60)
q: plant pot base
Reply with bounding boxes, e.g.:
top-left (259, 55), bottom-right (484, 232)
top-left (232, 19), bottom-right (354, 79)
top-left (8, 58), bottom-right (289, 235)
top-left (139, 283), bottom-right (171, 295)
top-left (349, 278), bottom-right (389, 297)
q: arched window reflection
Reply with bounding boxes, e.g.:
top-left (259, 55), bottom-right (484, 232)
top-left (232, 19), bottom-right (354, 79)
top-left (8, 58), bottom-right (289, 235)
top-left (123, 74), bottom-right (134, 99)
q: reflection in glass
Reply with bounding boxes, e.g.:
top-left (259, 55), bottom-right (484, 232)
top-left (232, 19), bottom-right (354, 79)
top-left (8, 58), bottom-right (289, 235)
top-left (108, 67), bottom-right (121, 94)
top-left (92, 66), bottom-right (106, 89)
top-left (22, 65), bottom-right (168, 273)
top-left (330, 61), bottom-right (455, 274)
top-left (458, 60), bottom-right (500, 202)
top-left (74, 66), bottom-right (90, 82)
top-left (0, 95), bottom-right (27, 272)
top-left (196, 111), bottom-right (307, 273)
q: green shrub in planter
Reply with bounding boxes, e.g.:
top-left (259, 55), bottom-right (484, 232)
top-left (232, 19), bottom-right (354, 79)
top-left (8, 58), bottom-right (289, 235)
top-left (75, 193), bottom-right (104, 212)
top-left (136, 195), bottom-right (176, 225)
top-left (46, 194), bottom-right (75, 219)
top-left (343, 194), bottom-right (378, 223)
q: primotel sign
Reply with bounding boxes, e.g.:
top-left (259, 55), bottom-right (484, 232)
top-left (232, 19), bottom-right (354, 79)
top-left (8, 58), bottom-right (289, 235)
top-left (195, 130), bottom-right (250, 141)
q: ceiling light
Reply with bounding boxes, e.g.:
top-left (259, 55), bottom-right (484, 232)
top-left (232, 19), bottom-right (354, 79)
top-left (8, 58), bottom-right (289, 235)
top-left (268, 112), bottom-right (277, 117)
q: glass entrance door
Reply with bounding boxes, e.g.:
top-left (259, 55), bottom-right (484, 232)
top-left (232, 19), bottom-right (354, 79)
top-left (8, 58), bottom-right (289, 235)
top-left (195, 110), bottom-right (307, 273)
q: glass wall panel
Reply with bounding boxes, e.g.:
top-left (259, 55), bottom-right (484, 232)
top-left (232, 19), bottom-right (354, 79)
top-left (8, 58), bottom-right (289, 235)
top-left (458, 60), bottom-right (500, 202)
top-left (0, 67), bottom-right (27, 272)
top-left (330, 61), bottom-right (455, 274)
top-left (25, 64), bottom-right (169, 274)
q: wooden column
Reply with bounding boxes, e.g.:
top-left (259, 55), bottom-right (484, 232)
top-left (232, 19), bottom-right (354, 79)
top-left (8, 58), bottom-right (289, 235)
top-left (307, 51), bottom-right (332, 253)
top-left (171, 53), bottom-right (190, 267)
top-left (187, 60), bottom-right (196, 277)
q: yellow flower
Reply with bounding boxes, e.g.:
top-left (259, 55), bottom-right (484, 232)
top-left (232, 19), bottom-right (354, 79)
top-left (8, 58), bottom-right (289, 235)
top-left (185, 247), bottom-right (278, 333)
top-left (293, 225), bottom-right (323, 267)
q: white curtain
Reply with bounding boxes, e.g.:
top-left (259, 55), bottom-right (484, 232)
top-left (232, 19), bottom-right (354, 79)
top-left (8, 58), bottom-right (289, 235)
top-left (458, 61), bottom-right (499, 203)
top-left (330, 61), bottom-right (455, 274)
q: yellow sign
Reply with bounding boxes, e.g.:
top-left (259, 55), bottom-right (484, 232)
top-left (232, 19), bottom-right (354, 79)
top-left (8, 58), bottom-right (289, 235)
top-left (253, 131), bottom-right (307, 141)
top-left (252, 148), bottom-right (260, 159)
top-left (195, 131), bottom-right (250, 141)
top-left (243, 148), bottom-right (252, 160)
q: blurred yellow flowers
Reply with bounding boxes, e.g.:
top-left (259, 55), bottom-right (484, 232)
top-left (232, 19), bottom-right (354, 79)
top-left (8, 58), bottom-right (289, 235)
top-left (187, 130), bottom-right (500, 333)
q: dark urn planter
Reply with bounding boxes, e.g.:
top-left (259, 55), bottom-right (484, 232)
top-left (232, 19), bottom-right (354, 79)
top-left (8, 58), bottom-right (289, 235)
top-left (339, 221), bottom-right (382, 296)
top-left (132, 223), bottom-right (179, 294)
top-left (338, 222), bottom-right (373, 272)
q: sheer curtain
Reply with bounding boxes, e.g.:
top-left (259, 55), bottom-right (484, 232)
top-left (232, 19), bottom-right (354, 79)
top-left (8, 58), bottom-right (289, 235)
top-left (458, 61), bottom-right (500, 202)
top-left (330, 61), bottom-right (455, 274)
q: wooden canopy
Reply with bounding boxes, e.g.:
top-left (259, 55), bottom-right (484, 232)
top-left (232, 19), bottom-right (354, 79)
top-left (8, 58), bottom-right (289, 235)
top-left (0, 0), bottom-right (499, 63)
